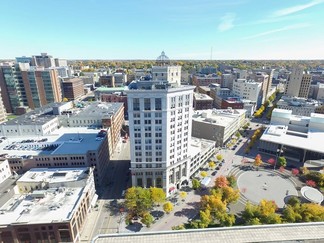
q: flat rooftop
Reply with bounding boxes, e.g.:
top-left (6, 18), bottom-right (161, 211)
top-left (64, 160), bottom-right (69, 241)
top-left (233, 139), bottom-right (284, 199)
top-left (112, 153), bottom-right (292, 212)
top-left (189, 137), bottom-right (214, 158)
top-left (71, 102), bottom-right (123, 118)
top-left (192, 109), bottom-right (246, 127)
top-left (0, 168), bottom-right (90, 225)
top-left (193, 93), bottom-right (213, 101)
top-left (261, 125), bottom-right (324, 154)
top-left (95, 87), bottom-right (126, 92)
top-left (0, 127), bottom-right (106, 158)
top-left (92, 223), bottom-right (324, 243)
top-left (18, 167), bottom-right (89, 184)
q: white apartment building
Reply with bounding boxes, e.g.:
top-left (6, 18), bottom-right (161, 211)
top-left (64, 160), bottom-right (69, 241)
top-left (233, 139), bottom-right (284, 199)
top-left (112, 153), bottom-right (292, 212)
top-left (232, 79), bottom-right (262, 107)
top-left (285, 66), bottom-right (312, 98)
top-left (127, 81), bottom-right (194, 194)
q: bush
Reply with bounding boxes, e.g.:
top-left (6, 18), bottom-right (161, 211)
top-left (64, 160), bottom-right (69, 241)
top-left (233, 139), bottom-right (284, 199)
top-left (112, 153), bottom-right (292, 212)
top-left (304, 171), bottom-right (324, 187)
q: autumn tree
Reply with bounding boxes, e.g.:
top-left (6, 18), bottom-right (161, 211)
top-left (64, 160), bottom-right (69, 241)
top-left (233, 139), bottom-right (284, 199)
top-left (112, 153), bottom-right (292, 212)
top-left (220, 186), bottom-right (240, 204)
top-left (208, 161), bottom-right (216, 170)
top-left (254, 154), bottom-right (263, 167)
top-left (215, 176), bottom-right (229, 188)
top-left (291, 168), bottom-right (299, 176)
top-left (200, 171), bottom-right (208, 178)
top-left (242, 200), bottom-right (281, 225)
top-left (150, 187), bottom-right (166, 206)
top-left (163, 201), bottom-right (174, 214)
top-left (267, 158), bottom-right (275, 166)
top-left (216, 154), bottom-right (223, 161)
top-left (179, 191), bottom-right (187, 201)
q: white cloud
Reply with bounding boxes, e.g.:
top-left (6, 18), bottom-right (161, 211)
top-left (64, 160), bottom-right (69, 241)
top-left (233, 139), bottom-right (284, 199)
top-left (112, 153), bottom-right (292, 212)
top-left (272, 0), bottom-right (324, 17)
top-left (218, 13), bottom-right (236, 31)
top-left (241, 23), bottom-right (309, 40)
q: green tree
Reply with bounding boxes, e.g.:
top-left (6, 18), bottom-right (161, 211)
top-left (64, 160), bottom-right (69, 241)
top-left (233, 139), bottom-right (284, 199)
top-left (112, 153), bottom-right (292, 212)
top-left (216, 154), bottom-right (223, 161)
top-left (192, 178), bottom-right (201, 190)
top-left (125, 187), bottom-right (153, 217)
top-left (163, 201), bottom-right (174, 214)
top-left (226, 175), bottom-right (237, 188)
top-left (150, 187), bottom-right (166, 206)
top-left (141, 212), bottom-right (154, 227)
top-left (278, 156), bottom-right (287, 167)
top-left (199, 209), bottom-right (212, 228)
top-left (235, 131), bottom-right (241, 138)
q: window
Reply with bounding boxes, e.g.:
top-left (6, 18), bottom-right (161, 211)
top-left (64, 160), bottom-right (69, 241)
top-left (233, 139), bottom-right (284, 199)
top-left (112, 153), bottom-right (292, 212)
top-left (155, 98), bottom-right (162, 110)
top-left (144, 98), bottom-right (151, 110)
top-left (133, 98), bottom-right (140, 111)
top-left (155, 119), bottom-right (162, 124)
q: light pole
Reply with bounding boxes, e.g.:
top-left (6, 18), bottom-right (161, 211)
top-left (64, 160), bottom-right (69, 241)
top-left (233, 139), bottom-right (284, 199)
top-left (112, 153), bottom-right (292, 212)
top-left (274, 144), bottom-right (283, 170)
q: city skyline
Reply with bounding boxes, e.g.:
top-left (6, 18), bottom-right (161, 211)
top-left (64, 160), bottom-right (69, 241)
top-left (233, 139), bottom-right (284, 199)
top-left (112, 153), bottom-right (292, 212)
top-left (1, 0), bottom-right (324, 60)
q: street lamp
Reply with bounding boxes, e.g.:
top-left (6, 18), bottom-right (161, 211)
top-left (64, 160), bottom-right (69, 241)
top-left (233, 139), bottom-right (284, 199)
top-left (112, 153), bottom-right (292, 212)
top-left (274, 145), bottom-right (283, 170)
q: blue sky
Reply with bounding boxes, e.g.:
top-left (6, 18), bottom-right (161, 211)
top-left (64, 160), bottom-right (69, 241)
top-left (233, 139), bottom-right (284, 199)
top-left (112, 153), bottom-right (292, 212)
top-left (1, 0), bottom-right (324, 59)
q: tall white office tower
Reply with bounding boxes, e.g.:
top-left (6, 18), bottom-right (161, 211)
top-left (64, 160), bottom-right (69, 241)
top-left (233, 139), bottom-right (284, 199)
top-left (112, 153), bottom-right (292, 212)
top-left (126, 80), bottom-right (194, 196)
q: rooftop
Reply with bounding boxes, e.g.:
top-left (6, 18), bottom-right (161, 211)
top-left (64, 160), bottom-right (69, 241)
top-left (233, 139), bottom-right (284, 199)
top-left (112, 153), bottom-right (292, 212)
top-left (0, 167), bottom-right (91, 225)
top-left (71, 102), bottom-right (123, 119)
top-left (0, 127), bottom-right (106, 158)
top-left (278, 96), bottom-right (322, 107)
top-left (95, 87), bottom-right (127, 92)
top-left (92, 223), bottom-right (324, 243)
top-left (192, 109), bottom-right (246, 127)
top-left (261, 124), bottom-right (324, 154)
top-left (189, 137), bottom-right (214, 158)
top-left (193, 93), bottom-right (213, 101)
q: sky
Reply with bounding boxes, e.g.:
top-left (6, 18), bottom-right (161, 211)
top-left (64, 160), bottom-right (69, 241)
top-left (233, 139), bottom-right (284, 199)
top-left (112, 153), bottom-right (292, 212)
top-left (1, 0), bottom-right (324, 60)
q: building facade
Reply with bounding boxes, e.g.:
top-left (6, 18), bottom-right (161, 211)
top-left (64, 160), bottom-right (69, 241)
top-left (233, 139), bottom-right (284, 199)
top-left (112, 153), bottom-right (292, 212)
top-left (232, 79), bottom-right (262, 108)
top-left (0, 167), bottom-right (96, 243)
top-left (127, 82), bottom-right (194, 194)
top-left (192, 109), bottom-right (246, 147)
top-left (193, 93), bottom-right (213, 110)
top-left (62, 78), bottom-right (85, 100)
top-left (285, 66), bottom-right (312, 98)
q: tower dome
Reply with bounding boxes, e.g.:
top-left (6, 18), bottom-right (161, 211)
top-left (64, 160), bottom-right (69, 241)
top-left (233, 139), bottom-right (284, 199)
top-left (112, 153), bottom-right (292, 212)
top-left (156, 51), bottom-right (170, 65)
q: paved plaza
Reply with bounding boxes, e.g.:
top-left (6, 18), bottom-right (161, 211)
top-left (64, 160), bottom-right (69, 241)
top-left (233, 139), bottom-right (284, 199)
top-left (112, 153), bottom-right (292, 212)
top-left (237, 170), bottom-right (298, 208)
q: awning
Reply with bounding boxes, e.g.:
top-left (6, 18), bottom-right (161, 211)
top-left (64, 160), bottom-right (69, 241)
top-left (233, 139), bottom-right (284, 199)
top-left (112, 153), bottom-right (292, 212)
top-left (169, 187), bottom-right (176, 192)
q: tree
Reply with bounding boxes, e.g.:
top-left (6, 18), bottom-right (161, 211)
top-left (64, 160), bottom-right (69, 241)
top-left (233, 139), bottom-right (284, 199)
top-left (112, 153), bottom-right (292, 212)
top-left (200, 171), bottom-right (208, 178)
top-left (215, 176), bottom-right (229, 188)
top-left (226, 175), bottom-right (237, 188)
top-left (150, 187), bottom-right (166, 206)
top-left (216, 154), bottom-right (223, 161)
top-left (306, 180), bottom-right (317, 187)
top-left (300, 166), bottom-right (309, 175)
top-left (278, 156), bottom-right (287, 167)
top-left (267, 158), bottom-right (275, 166)
top-left (279, 166), bottom-right (285, 173)
top-left (141, 212), bottom-right (154, 227)
top-left (291, 168), bottom-right (299, 176)
top-left (62, 97), bottom-right (69, 102)
top-left (235, 131), bottom-right (241, 138)
top-left (163, 201), bottom-right (174, 214)
top-left (192, 178), bottom-right (201, 190)
top-left (254, 154), bottom-right (263, 167)
top-left (125, 187), bottom-right (153, 217)
top-left (199, 209), bottom-right (212, 228)
top-left (179, 191), bottom-right (187, 201)
top-left (208, 161), bottom-right (216, 170)
top-left (221, 186), bottom-right (240, 204)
